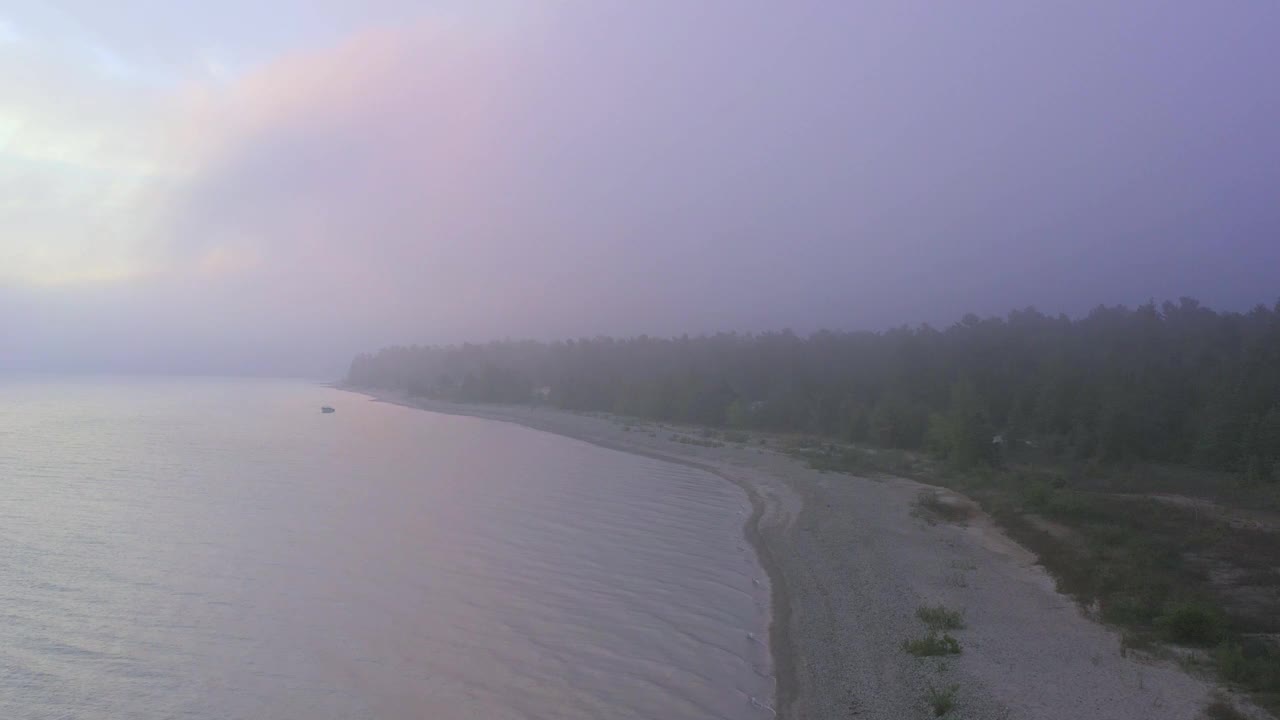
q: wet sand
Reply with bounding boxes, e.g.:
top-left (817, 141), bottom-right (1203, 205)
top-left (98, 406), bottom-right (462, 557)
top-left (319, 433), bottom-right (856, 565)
top-left (352, 391), bottom-right (1232, 720)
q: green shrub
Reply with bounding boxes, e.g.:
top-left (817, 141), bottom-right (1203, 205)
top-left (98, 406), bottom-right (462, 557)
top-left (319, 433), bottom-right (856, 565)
top-left (672, 434), bottom-right (724, 448)
top-left (1119, 629), bottom-right (1158, 658)
top-left (903, 632), bottom-right (962, 657)
top-left (917, 604), bottom-right (966, 631)
top-left (1216, 640), bottom-right (1280, 692)
top-left (1156, 602), bottom-right (1225, 645)
top-left (1021, 480), bottom-right (1054, 510)
top-left (1216, 642), bottom-right (1247, 682)
top-left (799, 446), bottom-right (878, 475)
top-left (1204, 696), bottom-right (1248, 720)
top-left (924, 683), bottom-right (959, 716)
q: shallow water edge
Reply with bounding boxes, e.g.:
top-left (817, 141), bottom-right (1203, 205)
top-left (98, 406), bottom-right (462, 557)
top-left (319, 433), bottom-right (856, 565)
top-left (347, 389), bottom-right (789, 717)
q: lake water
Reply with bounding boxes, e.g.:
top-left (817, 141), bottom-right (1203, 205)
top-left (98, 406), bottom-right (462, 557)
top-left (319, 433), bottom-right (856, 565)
top-left (0, 377), bottom-right (772, 719)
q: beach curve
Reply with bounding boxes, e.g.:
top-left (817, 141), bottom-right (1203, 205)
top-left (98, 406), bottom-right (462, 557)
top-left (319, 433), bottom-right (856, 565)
top-left (347, 389), bottom-right (1234, 720)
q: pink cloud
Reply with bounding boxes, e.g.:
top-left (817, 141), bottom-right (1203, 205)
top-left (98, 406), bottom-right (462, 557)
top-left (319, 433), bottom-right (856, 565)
top-left (7, 2), bottom-right (1279, 376)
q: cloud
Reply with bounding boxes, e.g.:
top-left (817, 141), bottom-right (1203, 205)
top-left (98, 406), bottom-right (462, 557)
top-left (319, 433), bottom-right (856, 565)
top-left (3, 1), bottom-right (1279, 376)
top-left (2, 9), bottom-right (543, 373)
top-left (162, 2), bottom-right (1280, 340)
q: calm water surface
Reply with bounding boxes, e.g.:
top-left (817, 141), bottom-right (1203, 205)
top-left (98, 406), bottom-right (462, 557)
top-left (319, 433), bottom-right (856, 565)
top-left (0, 377), bottom-right (772, 719)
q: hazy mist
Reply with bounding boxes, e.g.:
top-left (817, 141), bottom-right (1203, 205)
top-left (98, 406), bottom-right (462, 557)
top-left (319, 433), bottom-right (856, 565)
top-left (2, 1), bottom-right (1278, 377)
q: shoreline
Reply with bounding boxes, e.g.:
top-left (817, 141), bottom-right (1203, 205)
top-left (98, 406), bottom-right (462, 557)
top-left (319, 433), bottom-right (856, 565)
top-left (345, 388), bottom-right (1230, 720)
top-left (355, 389), bottom-right (797, 714)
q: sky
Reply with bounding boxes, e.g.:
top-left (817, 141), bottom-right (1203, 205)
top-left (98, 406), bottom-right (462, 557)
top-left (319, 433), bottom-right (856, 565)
top-left (1, 1), bottom-right (1278, 377)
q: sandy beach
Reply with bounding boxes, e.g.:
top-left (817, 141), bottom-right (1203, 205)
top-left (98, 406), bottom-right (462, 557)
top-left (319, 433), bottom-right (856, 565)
top-left (355, 391), bottom-right (1236, 720)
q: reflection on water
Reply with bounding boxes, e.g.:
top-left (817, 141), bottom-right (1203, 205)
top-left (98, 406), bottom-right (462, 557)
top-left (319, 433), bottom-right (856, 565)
top-left (0, 377), bottom-right (772, 719)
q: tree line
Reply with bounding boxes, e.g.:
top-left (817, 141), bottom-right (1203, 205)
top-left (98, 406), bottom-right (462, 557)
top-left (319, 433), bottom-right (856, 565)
top-left (347, 298), bottom-right (1280, 479)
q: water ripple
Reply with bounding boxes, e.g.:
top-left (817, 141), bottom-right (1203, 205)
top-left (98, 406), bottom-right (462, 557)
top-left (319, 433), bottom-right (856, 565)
top-left (0, 377), bottom-right (773, 720)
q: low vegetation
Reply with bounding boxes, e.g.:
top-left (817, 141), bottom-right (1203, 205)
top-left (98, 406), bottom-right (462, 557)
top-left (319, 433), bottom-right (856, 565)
top-left (787, 437), bottom-right (1278, 712)
top-left (793, 443), bottom-right (921, 478)
top-left (1216, 642), bottom-right (1280, 699)
top-left (1205, 695), bottom-right (1250, 720)
top-left (917, 604), bottom-right (966, 632)
top-left (668, 433), bottom-right (723, 448)
top-left (903, 632), bottom-right (962, 657)
top-left (941, 469), bottom-right (1278, 711)
top-left (924, 683), bottom-right (960, 717)
top-left (1157, 602), bottom-right (1226, 646)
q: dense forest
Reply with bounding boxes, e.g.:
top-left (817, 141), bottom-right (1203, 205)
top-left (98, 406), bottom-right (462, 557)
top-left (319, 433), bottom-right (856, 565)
top-left (347, 298), bottom-right (1280, 480)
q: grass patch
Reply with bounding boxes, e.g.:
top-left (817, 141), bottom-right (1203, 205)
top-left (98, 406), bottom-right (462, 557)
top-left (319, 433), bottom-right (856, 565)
top-left (788, 441), bottom-right (924, 478)
top-left (1157, 601), bottom-right (1226, 646)
top-left (1119, 629), bottom-right (1160, 659)
top-left (668, 422), bottom-right (1280, 712)
top-left (1216, 640), bottom-right (1280, 702)
top-left (1203, 695), bottom-right (1248, 720)
top-left (794, 445), bottom-right (880, 475)
top-left (917, 604), bottom-right (966, 631)
top-left (946, 469), bottom-right (1280, 709)
top-left (669, 433), bottom-right (724, 448)
top-left (924, 683), bottom-right (959, 716)
top-left (903, 632), bottom-right (962, 657)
